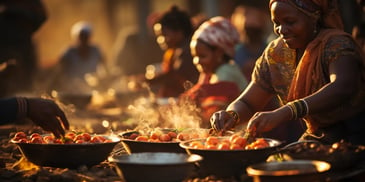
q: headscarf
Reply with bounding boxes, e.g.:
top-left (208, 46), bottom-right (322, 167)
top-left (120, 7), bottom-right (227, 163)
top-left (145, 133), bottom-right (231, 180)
top-left (71, 21), bottom-right (92, 40)
top-left (191, 16), bottom-right (240, 58)
top-left (269, 0), bottom-right (343, 30)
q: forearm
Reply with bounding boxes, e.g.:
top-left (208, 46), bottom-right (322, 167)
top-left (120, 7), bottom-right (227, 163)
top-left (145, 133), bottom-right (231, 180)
top-left (303, 81), bottom-right (353, 115)
top-left (0, 97), bottom-right (27, 124)
top-left (226, 99), bottom-right (255, 124)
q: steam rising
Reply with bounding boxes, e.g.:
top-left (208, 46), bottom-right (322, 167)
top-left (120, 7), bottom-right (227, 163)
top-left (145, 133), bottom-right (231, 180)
top-left (127, 95), bottom-right (202, 131)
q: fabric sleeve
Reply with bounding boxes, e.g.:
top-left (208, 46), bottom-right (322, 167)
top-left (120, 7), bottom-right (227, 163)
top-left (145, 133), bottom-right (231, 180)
top-left (252, 53), bottom-right (276, 94)
top-left (322, 35), bottom-right (361, 78)
top-left (0, 98), bottom-right (18, 124)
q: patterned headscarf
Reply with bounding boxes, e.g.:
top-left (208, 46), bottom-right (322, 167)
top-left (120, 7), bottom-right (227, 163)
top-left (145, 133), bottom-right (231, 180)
top-left (191, 16), bottom-right (240, 58)
top-left (269, 0), bottom-right (343, 29)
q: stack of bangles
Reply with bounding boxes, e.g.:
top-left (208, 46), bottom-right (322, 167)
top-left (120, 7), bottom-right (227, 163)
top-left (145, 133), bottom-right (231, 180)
top-left (227, 110), bottom-right (240, 127)
top-left (286, 99), bottom-right (309, 120)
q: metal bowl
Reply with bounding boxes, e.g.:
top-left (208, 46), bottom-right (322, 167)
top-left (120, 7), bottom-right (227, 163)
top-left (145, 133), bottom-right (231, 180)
top-left (11, 135), bottom-right (120, 168)
top-left (179, 137), bottom-right (282, 178)
top-left (108, 152), bottom-right (203, 182)
top-left (119, 128), bottom-right (213, 153)
top-left (246, 160), bottom-right (331, 182)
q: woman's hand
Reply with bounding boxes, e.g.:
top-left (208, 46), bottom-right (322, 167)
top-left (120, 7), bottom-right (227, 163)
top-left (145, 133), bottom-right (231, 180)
top-left (210, 110), bottom-right (236, 132)
top-left (27, 98), bottom-right (69, 138)
top-left (246, 106), bottom-right (292, 134)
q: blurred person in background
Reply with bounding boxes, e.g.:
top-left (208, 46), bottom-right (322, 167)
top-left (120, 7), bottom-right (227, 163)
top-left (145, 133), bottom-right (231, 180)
top-left (0, 97), bottom-right (69, 138)
top-left (114, 12), bottom-right (163, 78)
top-left (53, 21), bottom-right (107, 93)
top-left (0, 0), bottom-right (47, 97)
top-left (146, 5), bottom-right (199, 98)
top-left (231, 0), bottom-right (271, 81)
top-left (183, 16), bottom-right (248, 127)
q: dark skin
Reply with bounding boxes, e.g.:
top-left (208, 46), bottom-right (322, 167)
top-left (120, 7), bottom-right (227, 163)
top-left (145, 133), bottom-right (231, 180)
top-left (210, 2), bottom-right (360, 134)
top-left (27, 98), bottom-right (69, 138)
top-left (190, 40), bottom-right (225, 75)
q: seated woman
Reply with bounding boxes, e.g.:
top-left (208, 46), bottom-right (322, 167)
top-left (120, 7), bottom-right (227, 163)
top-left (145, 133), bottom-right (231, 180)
top-left (183, 17), bottom-right (248, 128)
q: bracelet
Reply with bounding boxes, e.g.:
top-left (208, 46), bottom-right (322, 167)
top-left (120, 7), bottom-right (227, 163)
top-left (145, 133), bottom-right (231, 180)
top-left (300, 99), bottom-right (309, 115)
top-left (227, 110), bottom-right (240, 126)
top-left (286, 99), bottom-right (309, 120)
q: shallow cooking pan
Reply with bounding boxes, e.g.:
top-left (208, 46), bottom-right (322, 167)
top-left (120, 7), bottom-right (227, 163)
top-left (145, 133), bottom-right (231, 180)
top-left (11, 135), bottom-right (121, 168)
top-left (179, 137), bottom-right (282, 178)
top-left (119, 128), bottom-right (215, 153)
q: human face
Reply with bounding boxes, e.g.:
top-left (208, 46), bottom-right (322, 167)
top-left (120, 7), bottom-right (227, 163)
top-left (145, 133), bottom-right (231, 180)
top-left (270, 2), bottom-right (316, 50)
top-left (154, 25), bottom-right (184, 49)
top-left (191, 40), bottom-right (223, 74)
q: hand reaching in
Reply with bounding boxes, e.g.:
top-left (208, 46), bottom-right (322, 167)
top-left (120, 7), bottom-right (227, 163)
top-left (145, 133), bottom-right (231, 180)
top-left (26, 98), bottom-right (69, 138)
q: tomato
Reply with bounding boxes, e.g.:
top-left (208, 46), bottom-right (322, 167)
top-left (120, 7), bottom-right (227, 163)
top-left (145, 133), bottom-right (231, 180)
top-left (74, 134), bottom-right (85, 142)
top-left (232, 136), bottom-right (247, 147)
top-left (65, 133), bottom-right (76, 140)
top-left (135, 135), bottom-right (148, 142)
top-left (53, 138), bottom-right (63, 144)
top-left (30, 133), bottom-right (41, 139)
top-left (159, 134), bottom-right (171, 142)
top-left (190, 141), bottom-right (204, 149)
top-left (206, 136), bottom-right (219, 146)
top-left (43, 136), bottom-right (55, 143)
top-left (75, 140), bottom-right (84, 144)
top-left (230, 144), bottom-right (243, 150)
top-left (150, 132), bottom-right (160, 140)
top-left (82, 133), bottom-right (91, 141)
top-left (229, 134), bottom-right (239, 142)
top-left (14, 131), bottom-right (27, 139)
top-left (90, 135), bottom-right (106, 143)
top-left (167, 131), bottom-right (177, 139)
top-left (30, 136), bottom-right (43, 144)
top-left (177, 133), bottom-right (190, 141)
top-left (205, 144), bottom-right (217, 150)
top-left (217, 142), bottom-right (230, 150)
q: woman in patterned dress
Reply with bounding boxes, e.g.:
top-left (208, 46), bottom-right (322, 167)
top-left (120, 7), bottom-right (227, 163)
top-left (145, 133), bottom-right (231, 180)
top-left (210, 0), bottom-right (365, 145)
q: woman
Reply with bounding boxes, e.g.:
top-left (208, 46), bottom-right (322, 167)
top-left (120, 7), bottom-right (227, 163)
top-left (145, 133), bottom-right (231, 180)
top-left (210, 0), bottom-right (365, 145)
top-left (148, 6), bottom-right (199, 98)
top-left (184, 16), bottom-right (248, 127)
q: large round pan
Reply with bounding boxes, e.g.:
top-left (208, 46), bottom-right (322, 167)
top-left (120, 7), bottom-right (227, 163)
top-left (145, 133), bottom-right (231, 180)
top-left (119, 128), bottom-right (217, 154)
top-left (119, 130), bottom-right (185, 153)
top-left (11, 135), bottom-right (120, 168)
top-left (179, 137), bottom-right (282, 178)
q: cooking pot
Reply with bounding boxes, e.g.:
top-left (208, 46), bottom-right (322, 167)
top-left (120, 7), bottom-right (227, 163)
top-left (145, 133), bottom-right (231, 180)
top-left (108, 152), bottom-right (203, 182)
top-left (11, 135), bottom-right (120, 168)
top-left (179, 137), bottom-right (282, 178)
top-left (119, 128), bottom-right (215, 153)
top-left (246, 160), bottom-right (331, 182)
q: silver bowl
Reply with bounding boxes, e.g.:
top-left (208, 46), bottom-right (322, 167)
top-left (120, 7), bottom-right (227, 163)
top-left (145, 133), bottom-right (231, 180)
top-left (246, 160), bottom-right (331, 182)
top-left (108, 152), bottom-right (203, 182)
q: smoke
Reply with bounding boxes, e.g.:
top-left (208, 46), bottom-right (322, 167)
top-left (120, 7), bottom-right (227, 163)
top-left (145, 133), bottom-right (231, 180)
top-left (127, 95), bottom-right (202, 131)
